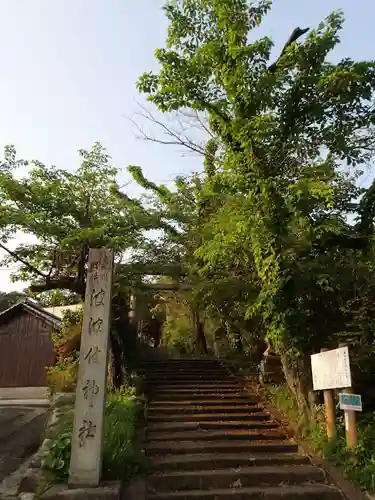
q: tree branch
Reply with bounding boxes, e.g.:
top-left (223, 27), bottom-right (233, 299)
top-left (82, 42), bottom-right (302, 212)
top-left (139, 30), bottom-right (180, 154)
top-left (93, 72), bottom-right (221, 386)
top-left (200, 99), bottom-right (232, 125)
top-left (129, 104), bottom-right (207, 156)
top-left (0, 243), bottom-right (87, 297)
top-left (0, 242), bottom-right (48, 280)
top-left (114, 187), bottom-right (182, 238)
top-left (268, 27), bottom-right (309, 74)
top-left (29, 277), bottom-right (85, 295)
top-left (186, 110), bottom-right (217, 141)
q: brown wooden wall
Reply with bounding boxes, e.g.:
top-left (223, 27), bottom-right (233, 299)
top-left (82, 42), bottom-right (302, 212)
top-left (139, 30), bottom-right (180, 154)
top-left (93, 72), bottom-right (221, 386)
top-left (0, 311), bottom-right (55, 387)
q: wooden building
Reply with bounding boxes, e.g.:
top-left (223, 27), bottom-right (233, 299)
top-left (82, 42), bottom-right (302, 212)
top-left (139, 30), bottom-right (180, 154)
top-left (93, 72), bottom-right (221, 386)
top-left (0, 301), bottom-right (59, 388)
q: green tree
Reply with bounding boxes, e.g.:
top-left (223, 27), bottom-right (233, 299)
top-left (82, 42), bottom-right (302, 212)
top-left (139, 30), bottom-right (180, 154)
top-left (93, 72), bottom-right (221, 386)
top-left (0, 142), bottom-right (141, 295)
top-left (138, 0), bottom-right (375, 415)
top-left (0, 290), bottom-right (26, 312)
top-left (32, 289), bottom-right (81, 308)
top-left (0, 142), bottom-right (143, 387)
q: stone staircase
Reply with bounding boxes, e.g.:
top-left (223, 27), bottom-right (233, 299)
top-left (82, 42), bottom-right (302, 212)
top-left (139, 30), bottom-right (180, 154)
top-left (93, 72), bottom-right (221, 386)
top-left (144, 358), bottom-right (344, 499)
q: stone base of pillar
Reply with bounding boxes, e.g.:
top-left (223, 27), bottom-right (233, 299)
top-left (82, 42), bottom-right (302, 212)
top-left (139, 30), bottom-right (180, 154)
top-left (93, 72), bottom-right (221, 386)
top-left (41, 482), bottom-right (121, 499)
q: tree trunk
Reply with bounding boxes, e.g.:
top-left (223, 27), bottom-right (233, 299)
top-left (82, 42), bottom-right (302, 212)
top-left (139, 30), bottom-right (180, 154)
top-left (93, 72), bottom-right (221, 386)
top-left (109, 329), bottom-right (125, 389)
top-left (150, 318), bottom-right (162, 347)
top-left (234, 331), bottom-right (243, 352)
top-left (193, 307), bottom-right (208, 354)
top-left (197, 321), bottom-right (208, 354)
top-left (280, 352), bottom-right (314, 423)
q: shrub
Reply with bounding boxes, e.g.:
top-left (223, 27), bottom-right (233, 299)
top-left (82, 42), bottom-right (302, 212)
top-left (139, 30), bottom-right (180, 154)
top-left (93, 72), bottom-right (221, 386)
top-left (46, 309), bottom-right (84, 394)
top-left (266, 384), bottom-right (326, 445)
top-left (161, 318), bottom-right (195, 356)
top-left (42, 387), bottom-right (144, 482)
top-left (103, 386), bottom-right (144, 480)
top-left (266, 383), bottom-right (375, 493)
top-left (45, 361), bottom-right (78, 394)
top-left (328, 414), bottom-right (375, 492)
top-left (53, 309), bottom-right (83, 363)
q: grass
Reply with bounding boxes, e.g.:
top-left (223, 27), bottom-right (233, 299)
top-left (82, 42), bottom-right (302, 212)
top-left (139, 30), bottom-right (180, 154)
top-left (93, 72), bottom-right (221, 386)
top-left (266, 383), bottom-right (375, 493)
top-left (103, 386), bottom-right (146, 480)
top-left (42, 386), bottom-right (146, 483)
top-left (329, 414), bottom-right (375, 492)
top-left (223, 351), bottom-right (259, 378)
top-left (266, 384), bottom-right (327, 448)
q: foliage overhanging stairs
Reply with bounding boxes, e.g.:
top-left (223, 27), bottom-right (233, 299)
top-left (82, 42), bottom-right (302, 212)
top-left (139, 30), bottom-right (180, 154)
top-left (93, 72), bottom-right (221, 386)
top-left (143, 358), bottom-right (343, 499)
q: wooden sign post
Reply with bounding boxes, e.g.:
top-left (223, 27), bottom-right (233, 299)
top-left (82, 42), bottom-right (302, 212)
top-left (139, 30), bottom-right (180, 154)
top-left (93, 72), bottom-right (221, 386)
top-left (311, 346), bottom-right (352, 442)
top-left (320, 348), bottom-right (336, 441)
top-left (344, 390), bottom-right (357, 449)
top-left (340, 388), bottom-right (360, 449)
top-left (69, 248), bottom-right (114, 487)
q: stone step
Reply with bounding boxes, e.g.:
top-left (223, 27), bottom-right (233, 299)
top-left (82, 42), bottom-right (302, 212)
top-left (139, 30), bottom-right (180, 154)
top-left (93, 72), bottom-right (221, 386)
top-left (147, 484), bottom-right (342, 499)
top-left (151, 395), bottom-right (256, 404)
top-left (145, 370), bottom-right (225, 374)
top-left (145, 365), bottom-right (222, 369)
top-left (146, 368), bottom-right (232, 374)
top-left (145, 359), bottom-right (221, 364)
top-left (148, 374), bottom-right (231, 381)
top-left (145, 369), bottom-right (224, 374)
top-left (148, 361), bottom-right (226, 371)
top-left (147, 412), bottom-right (269, 422)
top-left (148, 428), bottom-right (285, 442)
top-left (150, 452), bottom-right (311, 472)
top-left (150, 383), bottom-right (242, 390)
top-left (145, 365), bottom-right (222, 370)
top-left (151, 392), bottom-right (253, 400)
top-left (148, 465), bottom-right (326, 491)
top-left (147, 404), bottom-right (262, 414)
top-left (147, 421), bottom-right (277, 432)
top-left (148, 365), bottom-right (228, 369)
top-left (148, 379), bottom-right (233, 385)
top-left (147, 440), bottom-right (298, 456)
top-left (151, 389), bottom-right (257, 402)
top-left (147, 371), bottom-right (231, 378)
top-left (153, 388), bottom-right (248, 395)
top-left (144, 359), bottom-right (343, 500)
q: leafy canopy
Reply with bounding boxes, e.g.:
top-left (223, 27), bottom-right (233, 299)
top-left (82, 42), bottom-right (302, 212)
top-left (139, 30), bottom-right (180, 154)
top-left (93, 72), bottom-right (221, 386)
top-left (0, 142), bottom-right (142, 295)
top-left (137, 0), bottom-right (375, 407)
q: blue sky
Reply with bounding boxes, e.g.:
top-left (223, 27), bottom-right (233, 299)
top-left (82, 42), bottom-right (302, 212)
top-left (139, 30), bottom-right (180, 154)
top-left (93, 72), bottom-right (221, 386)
top-left (0, 0), bottom-right (373, 290)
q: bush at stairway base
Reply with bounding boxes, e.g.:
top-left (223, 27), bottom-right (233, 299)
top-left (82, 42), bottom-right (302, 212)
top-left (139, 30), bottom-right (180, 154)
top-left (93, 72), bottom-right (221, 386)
top-left (161, 318), bottom-right (196, 357)
top-left (42, 387), bottom-right (144, 482)
top-left (267, 383), bottom-right (375, 493)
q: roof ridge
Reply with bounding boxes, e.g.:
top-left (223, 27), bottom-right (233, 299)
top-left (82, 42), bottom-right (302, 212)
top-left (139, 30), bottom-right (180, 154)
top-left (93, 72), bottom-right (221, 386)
top-left (0, 299), bottom-right (61, 326)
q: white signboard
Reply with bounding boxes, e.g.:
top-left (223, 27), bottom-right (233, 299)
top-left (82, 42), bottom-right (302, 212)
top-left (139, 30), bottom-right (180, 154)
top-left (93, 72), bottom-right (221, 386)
top-left (311, 346), bottom-right (351, 391)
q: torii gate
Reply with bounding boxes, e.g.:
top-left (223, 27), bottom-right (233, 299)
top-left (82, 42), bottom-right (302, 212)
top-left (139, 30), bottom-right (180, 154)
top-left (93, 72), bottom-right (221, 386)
top-left (121, 262), bottom-right (192, 320)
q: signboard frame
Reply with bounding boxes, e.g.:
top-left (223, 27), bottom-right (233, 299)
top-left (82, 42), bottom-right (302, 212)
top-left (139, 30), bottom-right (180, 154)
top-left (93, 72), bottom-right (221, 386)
top-left (311, 346), bottom-right (351, 391)
top-left (339, 393), bottom-right (362, 412)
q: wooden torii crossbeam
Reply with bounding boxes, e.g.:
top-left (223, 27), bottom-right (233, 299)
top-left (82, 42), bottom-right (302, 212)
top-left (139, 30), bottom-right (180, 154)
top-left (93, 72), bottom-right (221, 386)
top-left (118, 262), bottom-right (192, 291)
top-left (138, 282), bottom-right (192, 291)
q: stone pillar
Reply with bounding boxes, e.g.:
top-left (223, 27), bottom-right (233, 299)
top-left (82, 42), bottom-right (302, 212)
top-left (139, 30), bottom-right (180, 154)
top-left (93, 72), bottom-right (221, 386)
top-left (69, 248), bottom-right (114, 487)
